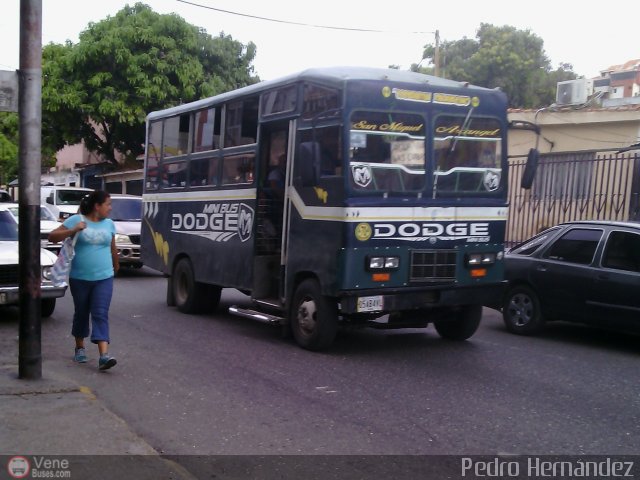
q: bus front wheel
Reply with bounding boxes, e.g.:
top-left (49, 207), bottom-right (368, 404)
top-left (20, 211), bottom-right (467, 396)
top-left (433, 304), bottom-right (482, 340)
top-left (173, 258), bottom-right (221, 314)
top-left (290, 279), bottom-right (338, 351)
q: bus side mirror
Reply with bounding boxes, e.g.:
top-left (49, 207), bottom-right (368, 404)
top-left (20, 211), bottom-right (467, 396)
top-left (45, 196), bottom-right (53, 205)
top-left (521, 148), bottom-right (539, 190)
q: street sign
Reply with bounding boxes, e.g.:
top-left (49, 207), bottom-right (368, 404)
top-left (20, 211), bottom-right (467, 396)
top-left (0, 70), bottom-right (19, 113)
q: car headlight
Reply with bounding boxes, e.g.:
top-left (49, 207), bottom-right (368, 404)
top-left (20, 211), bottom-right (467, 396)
top-left (366, 255), bottom-right (400, 271)
top-left (115, 233), bottom-right (131, 244)
top-left (42, 266), bottom-right (53, 281)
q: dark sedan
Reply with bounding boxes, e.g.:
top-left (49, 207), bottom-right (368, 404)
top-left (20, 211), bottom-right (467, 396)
top-left (491, 221), bottom-right (640, 335)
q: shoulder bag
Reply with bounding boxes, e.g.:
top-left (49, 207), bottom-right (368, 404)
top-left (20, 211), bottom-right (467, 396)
top-left (50, 216), bottom-right (83, 287)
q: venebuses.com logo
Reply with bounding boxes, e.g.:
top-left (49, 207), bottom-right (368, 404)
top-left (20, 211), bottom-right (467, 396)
top-left (7, 456), bottom-right (30, 479)
top-left (6, 456), bottom-right (71, 478)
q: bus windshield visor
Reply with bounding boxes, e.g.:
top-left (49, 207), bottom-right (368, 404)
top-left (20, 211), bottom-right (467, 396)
top-left (349, 111), bottom-right (426, 194)
top-left (433, 115), bottom-right (503, 195)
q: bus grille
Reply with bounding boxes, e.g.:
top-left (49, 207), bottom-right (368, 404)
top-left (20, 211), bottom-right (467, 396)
top-left (410, 250), bottom-right (457, 283)
top-left (0, 265), bottom-right (19, 286)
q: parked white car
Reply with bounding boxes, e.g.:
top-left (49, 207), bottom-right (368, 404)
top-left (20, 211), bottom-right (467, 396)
top-left (0, 204), bottom-right (67, 317)
top-left (5, 203), bottom-right (62, 253)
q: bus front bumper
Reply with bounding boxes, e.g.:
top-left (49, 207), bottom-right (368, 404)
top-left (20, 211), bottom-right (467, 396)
top-left (339, 281), bottom-right (506, 315)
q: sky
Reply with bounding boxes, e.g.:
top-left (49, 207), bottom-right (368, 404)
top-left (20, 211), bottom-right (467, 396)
top-left (0, 0), bottom-right (638, 82)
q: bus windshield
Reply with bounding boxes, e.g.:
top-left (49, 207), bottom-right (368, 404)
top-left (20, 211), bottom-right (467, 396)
top-left (433, 115), bottom-right (503, 196)
top-left (349, 111), bottom-right (426, 194)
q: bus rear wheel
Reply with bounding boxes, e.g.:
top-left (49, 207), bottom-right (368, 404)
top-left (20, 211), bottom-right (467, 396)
top-left (173, 258), bottom-right (221, 314)
top-left (41, 299), bottom-right (56, 317)
top-left (433, 304), bottom-right (482, 340)
top-left (290, 279), bottom-right (338, 351)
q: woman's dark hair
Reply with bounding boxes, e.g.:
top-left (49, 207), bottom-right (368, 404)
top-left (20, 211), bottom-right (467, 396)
top-left (79, 190), bottom-right (110, 215)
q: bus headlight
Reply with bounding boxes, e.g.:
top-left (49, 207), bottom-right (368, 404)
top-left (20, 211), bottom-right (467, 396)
top-left (466, 252), bottom-right (497, 266)
top-left (367, 256), bottom-right (400, 271)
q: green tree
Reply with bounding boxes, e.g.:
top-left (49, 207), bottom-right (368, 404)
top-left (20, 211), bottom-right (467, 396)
top-left (0, 113), bottom-right (19, 184)
top-left (0, 110), bottom-right (58, 185)
top-left (42, 2), bottom-right (258, 165)
top-left (419, 24), bottom-right (577, 108)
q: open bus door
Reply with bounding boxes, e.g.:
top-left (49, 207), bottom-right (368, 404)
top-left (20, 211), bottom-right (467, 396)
top-left (253, 121), bottom-right (295, 305)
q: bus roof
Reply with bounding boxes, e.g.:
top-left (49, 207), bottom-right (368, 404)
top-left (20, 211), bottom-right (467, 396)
top-left (147, 66), bottom-right (499, 121)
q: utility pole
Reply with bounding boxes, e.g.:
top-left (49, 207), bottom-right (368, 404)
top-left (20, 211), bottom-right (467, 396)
top-left (434, 30), bottom-right (441, 77)
top-left (18, 0), bottom-right (43, 380)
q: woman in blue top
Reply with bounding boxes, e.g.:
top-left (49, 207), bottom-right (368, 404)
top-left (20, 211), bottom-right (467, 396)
top-left (49, 190), bottom-right (120, 370)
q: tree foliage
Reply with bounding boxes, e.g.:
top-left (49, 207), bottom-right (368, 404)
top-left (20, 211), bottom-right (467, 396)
top-left (0, 113), bottom-right (19, 183)
top-left (415, 24), bottom-right (577, 108)
top-left (42, 2), bottom-right (258, 165)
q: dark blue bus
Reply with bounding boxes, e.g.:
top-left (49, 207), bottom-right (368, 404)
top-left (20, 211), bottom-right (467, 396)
top-left (141, 67), bottom-right (533, 350)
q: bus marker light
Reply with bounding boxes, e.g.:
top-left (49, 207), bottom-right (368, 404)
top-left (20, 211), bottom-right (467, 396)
top-left (372, 273), bottom-right (390, 282)
top-left (470, 268), bottom-right (487, 278)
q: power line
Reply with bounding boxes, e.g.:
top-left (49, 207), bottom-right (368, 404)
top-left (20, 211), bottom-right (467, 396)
top-left (176, 0), bottom-right (434, 34)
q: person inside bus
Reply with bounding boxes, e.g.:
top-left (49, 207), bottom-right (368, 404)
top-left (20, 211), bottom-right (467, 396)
top-left (262, 132), bottom-right (287, 243)
top-left (267, 153), bottom-right (286, 197)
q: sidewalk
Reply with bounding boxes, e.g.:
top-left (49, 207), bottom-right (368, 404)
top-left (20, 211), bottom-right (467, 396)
top-left (0, 327), bottom-right (195, 479)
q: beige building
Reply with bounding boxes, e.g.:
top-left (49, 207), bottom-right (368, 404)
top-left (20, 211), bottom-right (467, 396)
top-left (505, 105), bottom-right (640, 244)
top-left (508, 104), bottom-right (640, 157)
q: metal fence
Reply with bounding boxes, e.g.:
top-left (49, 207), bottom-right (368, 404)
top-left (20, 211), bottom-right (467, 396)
top-left (507, 150), bottom-right (640, 246)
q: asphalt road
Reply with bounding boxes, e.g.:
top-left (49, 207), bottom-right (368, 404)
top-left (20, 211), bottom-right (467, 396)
top-left (5, 266), bottom-right (640, 456)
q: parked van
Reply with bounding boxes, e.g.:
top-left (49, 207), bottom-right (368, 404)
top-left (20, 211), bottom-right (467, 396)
top-left (41, 186), bottom-right (92, 221)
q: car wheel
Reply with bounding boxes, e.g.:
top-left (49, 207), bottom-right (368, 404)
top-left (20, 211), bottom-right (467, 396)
top-left (172, 258), bottom-right (216, 314)
top-left (41, 299), bottom-right (56, 317)
top-left (502, 285), bottom-right (544, 335)
top-left (290, 278), bottom-right (338, 351)
top-left (433, 304), bottom-right (482, 340)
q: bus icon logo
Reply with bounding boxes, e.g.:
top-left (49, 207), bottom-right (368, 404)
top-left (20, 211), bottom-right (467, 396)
top-left (7, 456), bottom-right (30, 478)
top-left (238, 203), bottom-right (255, 242)
top-left (351, 165), bottom-right (372, 188)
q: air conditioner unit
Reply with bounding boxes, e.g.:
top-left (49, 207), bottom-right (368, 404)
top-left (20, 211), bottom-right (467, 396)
top-left (556, 78), bottom-right (593, 105)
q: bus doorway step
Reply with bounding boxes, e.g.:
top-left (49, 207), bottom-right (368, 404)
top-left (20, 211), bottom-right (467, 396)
top-left (228, 306), bottom-right (283, 325)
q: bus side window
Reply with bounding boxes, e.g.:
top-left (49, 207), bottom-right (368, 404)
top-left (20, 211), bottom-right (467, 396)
top-left (222, 154), bottom-right (255, 185)
top-left (190, 157), bottom-right (219, 187)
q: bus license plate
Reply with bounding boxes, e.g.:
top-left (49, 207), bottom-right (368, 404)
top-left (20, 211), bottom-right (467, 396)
top-left (357, 295), bottom-right (383, 312)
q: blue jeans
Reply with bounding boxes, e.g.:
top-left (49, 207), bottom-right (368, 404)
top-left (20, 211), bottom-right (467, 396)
top-left (69, 277), bottom-right (114, 344)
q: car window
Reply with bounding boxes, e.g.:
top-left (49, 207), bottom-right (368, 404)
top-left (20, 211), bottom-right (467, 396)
top-left (510, 227), bottom-right (561, 255)
top-left (543, 228), bottom-right (603, 265)
top-left (40, 206), bottom-right (57, 222)
top-left (56, 190), bottom-right (89, 205)
top-left (0, 211), bottom-right (19, 240)
top-left (602, 231), bottom-right (640, 273)
top-left (110, 198), bottom-right (142, 221)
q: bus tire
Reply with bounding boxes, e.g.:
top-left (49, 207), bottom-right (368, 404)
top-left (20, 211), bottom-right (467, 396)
top-left (290, 279), bottom-right (338, 351)
top-left (172, 258), bottom-right (210, 314)
top-left (433, 304), bottom-right (482, 340)
top-left (41, 299), bottom-right (56, 317)
top-left (166, 275), bottom-right (176, 307)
